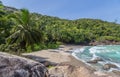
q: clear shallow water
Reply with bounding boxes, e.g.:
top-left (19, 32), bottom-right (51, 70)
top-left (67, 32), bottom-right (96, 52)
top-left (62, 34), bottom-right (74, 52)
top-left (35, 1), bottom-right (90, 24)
top-left (72, 45), bottom-right (120, 71)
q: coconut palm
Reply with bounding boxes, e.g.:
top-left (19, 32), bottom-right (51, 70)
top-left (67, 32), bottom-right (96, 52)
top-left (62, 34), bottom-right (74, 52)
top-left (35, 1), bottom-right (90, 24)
top-left (7, 9), bottom-right (43, 50)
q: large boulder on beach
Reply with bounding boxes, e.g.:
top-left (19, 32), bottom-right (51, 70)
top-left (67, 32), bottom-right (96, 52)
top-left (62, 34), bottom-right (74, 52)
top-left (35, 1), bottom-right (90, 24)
top-left (103, 63), bottom-right (118, 70)
top-left (0, 52), bottom-right (49, 77)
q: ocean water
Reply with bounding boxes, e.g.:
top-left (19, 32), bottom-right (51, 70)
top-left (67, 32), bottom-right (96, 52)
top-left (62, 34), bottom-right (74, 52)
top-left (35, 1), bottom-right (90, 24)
top-left (72, 45), bottom-right (120, 71)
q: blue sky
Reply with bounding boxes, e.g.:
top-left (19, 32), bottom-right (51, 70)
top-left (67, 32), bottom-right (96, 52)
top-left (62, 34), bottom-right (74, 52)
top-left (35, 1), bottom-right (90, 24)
top-left (1, 0), bottom-right (120, 23)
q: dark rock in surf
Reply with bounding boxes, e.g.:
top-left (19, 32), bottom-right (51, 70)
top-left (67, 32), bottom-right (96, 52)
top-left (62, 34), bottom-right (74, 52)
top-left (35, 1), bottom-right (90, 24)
top-left (87, 60), bottom-right (98, 64)
top-left (87, 57), bottom-right (103, 64)
top-left (94, 57), bottom-right (103, 61)
top-left (103, 63), bottom-right (118, 70)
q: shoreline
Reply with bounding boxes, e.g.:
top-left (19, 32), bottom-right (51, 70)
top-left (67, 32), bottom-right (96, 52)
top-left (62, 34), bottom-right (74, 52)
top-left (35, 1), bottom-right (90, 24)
top-left (22, 44), bottom-right (120, 77)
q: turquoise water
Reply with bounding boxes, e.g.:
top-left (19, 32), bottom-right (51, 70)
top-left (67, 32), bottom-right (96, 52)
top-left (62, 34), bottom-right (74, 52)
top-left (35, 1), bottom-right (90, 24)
top-left (72, 45), bottom-right (120, 71)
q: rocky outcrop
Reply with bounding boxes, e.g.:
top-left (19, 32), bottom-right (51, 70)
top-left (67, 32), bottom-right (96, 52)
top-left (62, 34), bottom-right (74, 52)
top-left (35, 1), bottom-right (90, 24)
top-left (0, 52), bottom-right (49, 77)
top-left (22, 55), bottom-right (57, 67)
top-left (49, 64), bottom-right (120, 77)
top-left (49, 64), bottom-right (98, 77)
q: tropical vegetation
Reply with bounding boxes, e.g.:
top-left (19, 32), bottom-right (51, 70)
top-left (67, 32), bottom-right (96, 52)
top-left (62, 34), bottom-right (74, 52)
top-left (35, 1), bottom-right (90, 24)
top-left (0, 1), bottom-right (120, 53)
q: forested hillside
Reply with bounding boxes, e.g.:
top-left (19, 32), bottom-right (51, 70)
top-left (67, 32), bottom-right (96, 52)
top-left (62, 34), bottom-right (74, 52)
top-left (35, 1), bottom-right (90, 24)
top-left (0, 2), bottom-right (120, 53)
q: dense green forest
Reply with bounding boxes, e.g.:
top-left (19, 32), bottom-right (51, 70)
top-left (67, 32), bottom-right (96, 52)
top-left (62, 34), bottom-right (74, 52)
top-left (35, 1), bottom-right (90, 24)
top-left (0, 1), bottom-right (120, 53)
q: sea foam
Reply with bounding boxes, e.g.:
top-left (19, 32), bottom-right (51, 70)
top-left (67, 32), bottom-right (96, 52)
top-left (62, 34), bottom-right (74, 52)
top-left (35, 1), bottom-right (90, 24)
top-left (72, 45), bottom-right (120, 71)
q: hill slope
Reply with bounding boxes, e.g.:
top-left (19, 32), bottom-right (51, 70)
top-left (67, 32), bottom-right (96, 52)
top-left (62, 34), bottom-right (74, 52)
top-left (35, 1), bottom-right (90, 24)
top-left (0, 4), bottom-right (120, 52)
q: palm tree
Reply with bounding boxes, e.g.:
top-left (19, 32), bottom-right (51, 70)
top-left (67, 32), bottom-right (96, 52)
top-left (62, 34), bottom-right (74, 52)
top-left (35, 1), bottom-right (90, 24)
top-left (7, 9), bottom-right (43, 50)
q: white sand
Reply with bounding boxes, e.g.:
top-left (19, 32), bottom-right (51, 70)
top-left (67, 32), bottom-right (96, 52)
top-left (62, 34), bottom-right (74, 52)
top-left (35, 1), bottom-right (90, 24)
top-left (22, 45), bottom-right (82, 63)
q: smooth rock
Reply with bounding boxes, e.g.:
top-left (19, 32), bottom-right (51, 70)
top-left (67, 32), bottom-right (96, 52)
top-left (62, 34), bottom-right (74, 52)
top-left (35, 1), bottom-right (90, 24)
top-left (0, 52), bottom-right (49, 77)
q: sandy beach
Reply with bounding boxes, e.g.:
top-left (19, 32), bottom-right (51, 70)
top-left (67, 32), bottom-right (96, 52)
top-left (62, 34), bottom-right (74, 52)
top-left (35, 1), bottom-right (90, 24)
top-left (22, 45), bottom-right (120, 77)
top-left (22, 45), bottom-right (82, 63)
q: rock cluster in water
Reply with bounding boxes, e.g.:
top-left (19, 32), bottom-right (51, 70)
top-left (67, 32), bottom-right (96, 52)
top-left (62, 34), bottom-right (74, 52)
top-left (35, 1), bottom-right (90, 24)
top-left (87, 57), bottom-right (118, 70)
